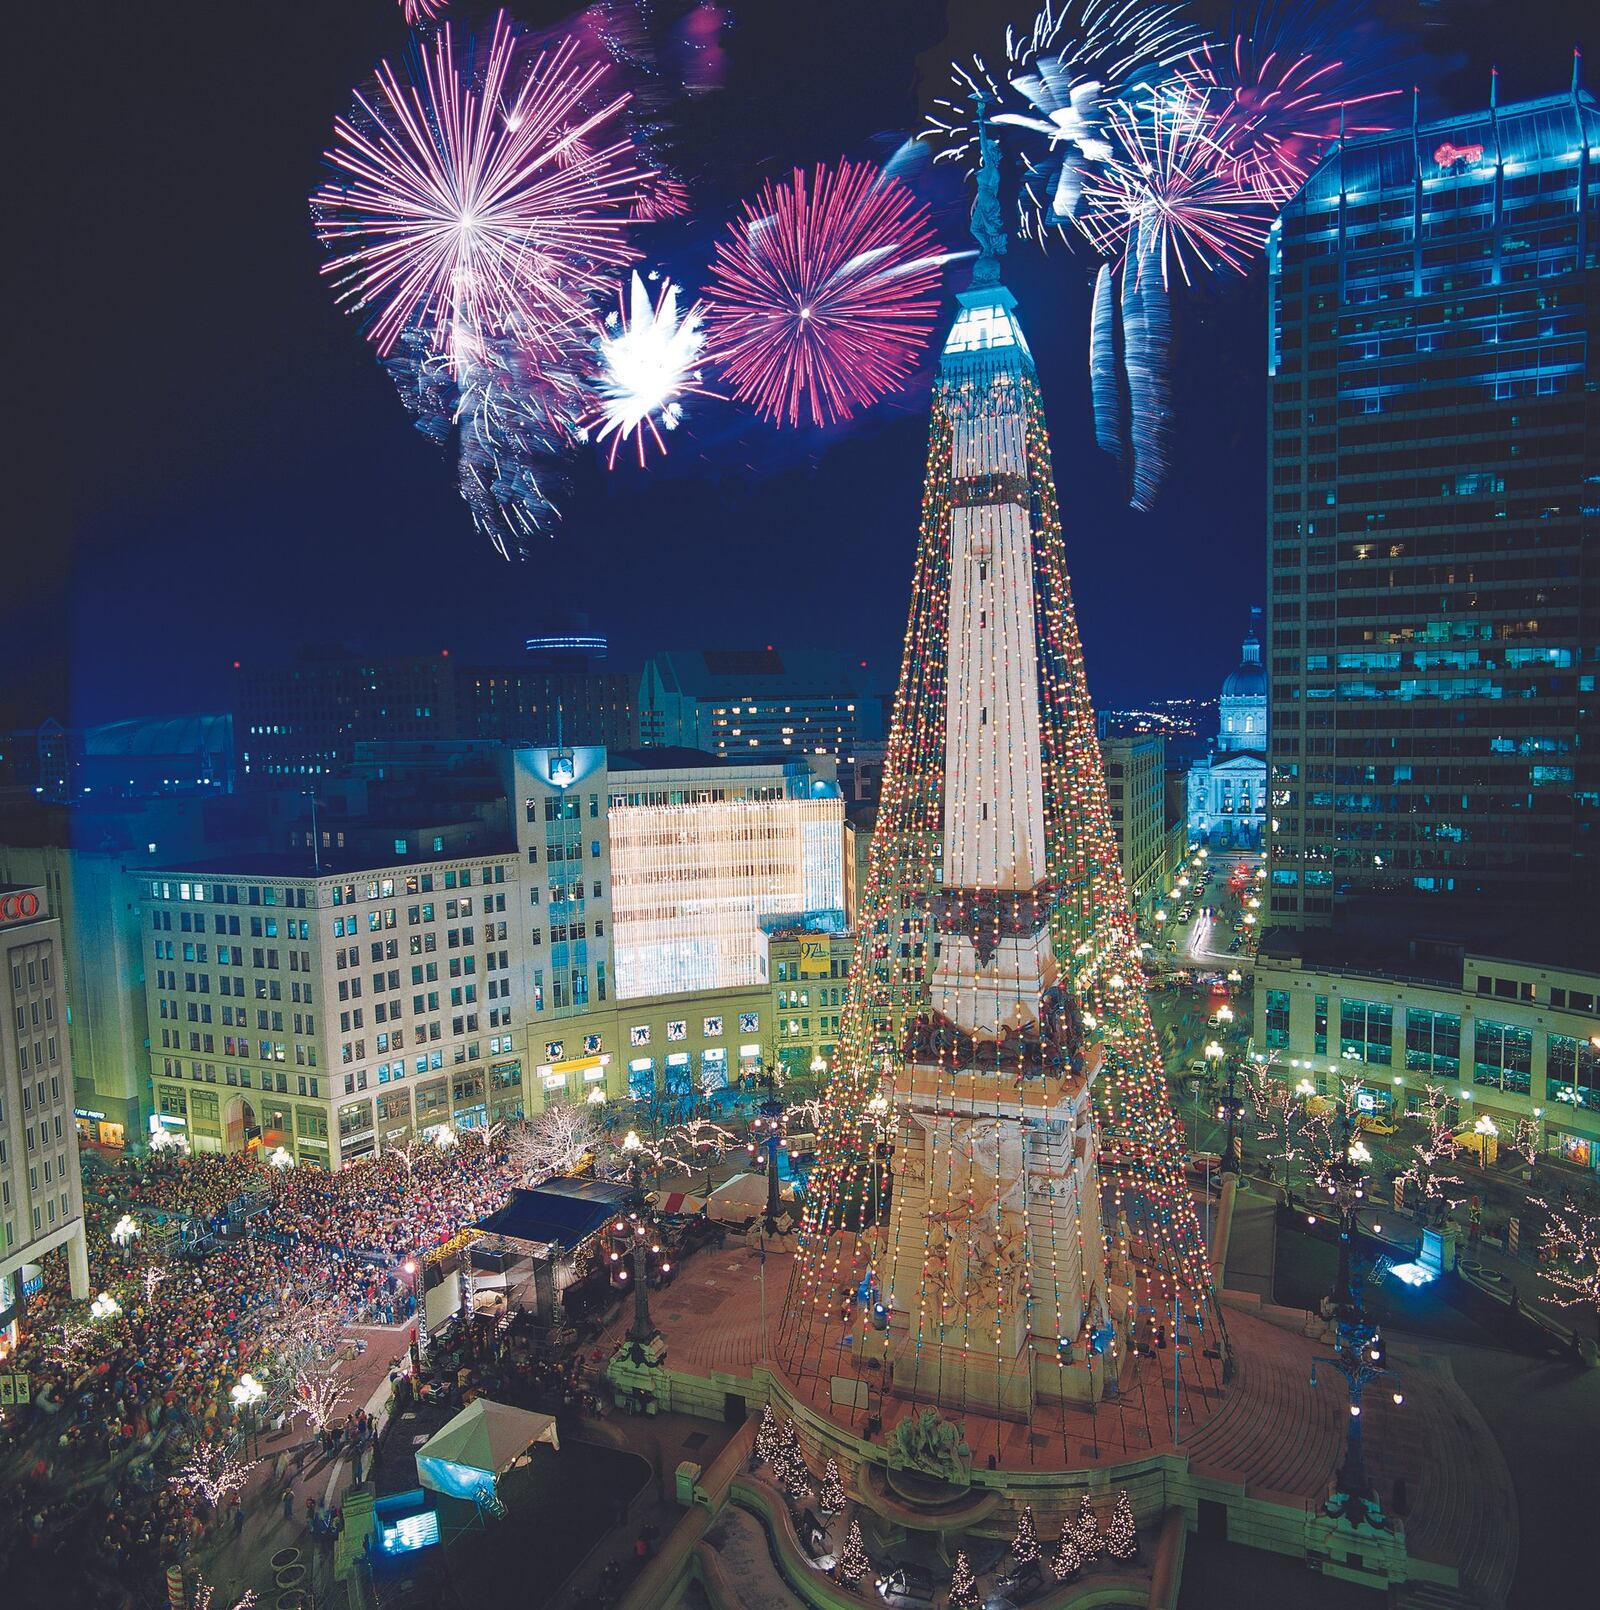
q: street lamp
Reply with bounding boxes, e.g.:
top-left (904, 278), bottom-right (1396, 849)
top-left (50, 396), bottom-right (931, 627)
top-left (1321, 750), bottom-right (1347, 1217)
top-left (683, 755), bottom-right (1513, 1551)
top-left (432, 1124), bottom-right (459, 1152)
top-left (267, 1146), bottom-right (295, 1170)
top-left (232, 1371), bottom-right (266, 1458)
top-left (1208, 1043), bottom-right (1243, 1175)
top-left (110, 1214), bottom-right (140, 1249)
top-left (91, 1292), bottom-right (122, 1322)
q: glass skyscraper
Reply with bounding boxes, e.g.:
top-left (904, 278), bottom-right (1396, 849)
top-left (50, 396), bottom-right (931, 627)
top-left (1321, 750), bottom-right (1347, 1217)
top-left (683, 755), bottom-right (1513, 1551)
top-left (1264, 85), bottom-right (1599, 929)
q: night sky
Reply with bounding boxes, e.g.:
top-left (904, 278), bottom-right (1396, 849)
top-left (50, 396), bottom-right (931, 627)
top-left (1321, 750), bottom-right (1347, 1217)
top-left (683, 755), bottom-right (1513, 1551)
top-left (10, 0), bottom-right (1587, 728)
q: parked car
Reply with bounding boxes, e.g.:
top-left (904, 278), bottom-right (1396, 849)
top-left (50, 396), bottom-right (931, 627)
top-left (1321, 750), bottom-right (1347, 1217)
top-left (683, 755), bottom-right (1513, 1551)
top-left (875, 1563), bottom-right (939, 1606)
top-left (1357, 1113), bottom-right (1400, 1137)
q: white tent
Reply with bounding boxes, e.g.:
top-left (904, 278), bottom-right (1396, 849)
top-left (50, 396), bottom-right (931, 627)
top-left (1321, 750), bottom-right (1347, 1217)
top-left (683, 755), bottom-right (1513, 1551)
top-left (706, 1170), bottom-right (789, 1223)
top-left (414, 1398), bottom-right (560, 1504)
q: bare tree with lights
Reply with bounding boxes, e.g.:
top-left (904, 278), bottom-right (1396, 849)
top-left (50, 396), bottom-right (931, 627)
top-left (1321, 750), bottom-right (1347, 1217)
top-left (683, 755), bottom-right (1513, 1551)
top-left (293, 1365), bottom-right (350, 1432)
top-left (506, 1103), bottom-right (599, 1186)
top-left (1239, 1056), bottom-right (1311, 1189)
top-left (172, 1440), bottom-right (256, 1507)
top-left (1530, 1192), bottom-right (1600, 1337)
top-left (1395, 1083), bottom-right (1463, 1220)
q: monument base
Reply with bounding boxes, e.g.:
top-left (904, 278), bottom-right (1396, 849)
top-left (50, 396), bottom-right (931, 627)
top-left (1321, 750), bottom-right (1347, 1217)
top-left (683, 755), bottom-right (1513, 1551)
top-left (607, 1331), bottom-right (668, 1415)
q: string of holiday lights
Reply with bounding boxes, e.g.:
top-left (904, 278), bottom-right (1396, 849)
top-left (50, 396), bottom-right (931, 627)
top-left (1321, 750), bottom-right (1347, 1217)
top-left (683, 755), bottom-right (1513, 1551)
top-left (777, 270), bottom-right (1213, 1451)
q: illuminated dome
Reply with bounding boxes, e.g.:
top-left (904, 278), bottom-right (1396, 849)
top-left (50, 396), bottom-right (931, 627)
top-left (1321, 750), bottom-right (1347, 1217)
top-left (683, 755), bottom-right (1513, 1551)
top-left (1221, 638), bottom-right (1266, 699)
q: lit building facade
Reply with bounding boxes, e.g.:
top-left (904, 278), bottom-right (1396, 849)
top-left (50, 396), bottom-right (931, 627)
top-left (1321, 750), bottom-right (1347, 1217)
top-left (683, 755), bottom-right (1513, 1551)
top-left (1265, 87), bottom-right (1600, 925)
top-left (1187, 619), bottom-right (1269, 849)
top-left (1101, 734), bottom-right (1176, 920)
top-left (1254, 932), bottom-right (1600, 1175)
top-left (133, 848), bottom-right (523, 1169)
top-left (1, 885), bottom-right (90, 1351)
top-left (0, 797), bottom-right (263, 1145)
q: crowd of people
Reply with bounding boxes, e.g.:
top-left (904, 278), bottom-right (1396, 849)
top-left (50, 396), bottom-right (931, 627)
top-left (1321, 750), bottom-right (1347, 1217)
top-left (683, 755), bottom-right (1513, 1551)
top-left (0, 1134), bottom-right (524, 1607)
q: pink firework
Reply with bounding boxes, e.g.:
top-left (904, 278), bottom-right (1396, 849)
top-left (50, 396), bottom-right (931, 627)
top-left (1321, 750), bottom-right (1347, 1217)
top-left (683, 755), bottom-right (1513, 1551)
top-left (1183, 34), bottom-right (1399, 200)
top-left (312, 12), bottom-right (644, 372)
top-left (704, 162), bottom-right (945, 429)
top-left (400, 0), bottom-right (450, 26)
top-left (630, 170), bottom-right (691, 222)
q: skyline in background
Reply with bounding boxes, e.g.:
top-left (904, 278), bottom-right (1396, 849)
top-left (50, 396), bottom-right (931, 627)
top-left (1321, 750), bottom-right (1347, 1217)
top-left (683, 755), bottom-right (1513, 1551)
top-left (10, 0), bottom-right (1588, 728)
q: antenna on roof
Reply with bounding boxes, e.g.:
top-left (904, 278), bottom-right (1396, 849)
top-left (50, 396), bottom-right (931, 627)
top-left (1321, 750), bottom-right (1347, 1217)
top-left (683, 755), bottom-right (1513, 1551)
top-left (1574, 46), bottom-right (1584, 98)
top-left (1490, 65), bottom-right (1498, 111)
top-left (1412, 86), bottom-right (1420, 130)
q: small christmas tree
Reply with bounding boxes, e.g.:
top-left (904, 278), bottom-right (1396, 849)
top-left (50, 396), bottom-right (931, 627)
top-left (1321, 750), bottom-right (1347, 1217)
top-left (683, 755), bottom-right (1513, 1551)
top-left (781, 1417), bottom-right (803, 1475)
top-left (1012, 1503), bottom-right (1040, 1565)
top-left (1075, 1492), bottom-right (1102, 1564)
top-left (1051, 1523), bottom-right (1082, 1581)
top-left (755, 1404), bottom-right (782, 1467)
top-left (787, 1456), bottom-right (814, 1506)
top-left (838, 1518), bottom-right (869, 1586)
top-left (1105, 1490), bottom-right (1138, 1561)
top-left (819, 1456), bottom-right (846, 1514)
top-left (949, 1550), bottom-right (978, 1609)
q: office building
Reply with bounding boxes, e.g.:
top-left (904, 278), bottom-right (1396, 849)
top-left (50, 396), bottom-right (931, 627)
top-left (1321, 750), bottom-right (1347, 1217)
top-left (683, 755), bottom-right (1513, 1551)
top-left (234, 647), bottom-right (639, 783)
top-left (130, 745), bottom-right (848, 1166)
top-left (234, 650), bottom-right (460, 783)
top-left (639, 648), bottom-right (880, 760)
top-left (135, 837), bottom-right (523, 1170)
top-left (1187, 617), bottom-right (1269, 849)
top-left (1, 715), bottom-right (234, 803)
top-left (1101, 734), bottom-right (1177, 921)
top-left (1264, 85), bottom-right (1600, 926)
top-left (463, 666), bottom-right (639, 751)
top-left (1, 884), bottom-right (90, 1351)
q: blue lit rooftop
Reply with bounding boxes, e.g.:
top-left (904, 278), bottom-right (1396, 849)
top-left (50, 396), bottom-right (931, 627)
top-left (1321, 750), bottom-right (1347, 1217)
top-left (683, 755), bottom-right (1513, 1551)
top-left (1289, 86), bottom-right (1600, 209)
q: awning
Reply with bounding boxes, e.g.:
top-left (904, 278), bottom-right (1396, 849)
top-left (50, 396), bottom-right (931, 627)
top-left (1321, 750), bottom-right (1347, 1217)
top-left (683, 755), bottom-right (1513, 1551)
top-left (655, 1191), bottom-right (707, 1216)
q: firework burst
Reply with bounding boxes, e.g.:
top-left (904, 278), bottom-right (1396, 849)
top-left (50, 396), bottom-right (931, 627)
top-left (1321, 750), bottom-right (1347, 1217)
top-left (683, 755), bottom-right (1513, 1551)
top-left (1179, 11), bottom-right (1402, 200)
top-left (924, 1), bottom-right (1205, 237)
top-left (704, 162), bottom-right (946, 429)
top-left (1078, 84), bottom-right (1276, 287)
top-left (312, 12), bottom-right (644, 377)
top-left (592, 272), bottom-right (713, 467)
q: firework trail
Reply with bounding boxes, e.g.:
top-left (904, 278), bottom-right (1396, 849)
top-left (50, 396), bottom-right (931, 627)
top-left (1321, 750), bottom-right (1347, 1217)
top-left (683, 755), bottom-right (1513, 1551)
top-left (1119, 236), bottom-right (1172, 513)
top-left (311, 12), bottom-right (643, 377)
top-left (400, 0), bottom-right (450, 26)
top-left (591, 271), bottom-right (714, 467)
top-left (1088, 261), bottom-right (1121, 462)
top-left (704, 162), bottom-right (947, 428)
top-left (924, 1), bottom-right (1205, 239)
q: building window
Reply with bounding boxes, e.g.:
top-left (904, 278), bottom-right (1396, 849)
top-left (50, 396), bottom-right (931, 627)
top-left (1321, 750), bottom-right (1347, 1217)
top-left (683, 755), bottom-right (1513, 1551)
top-left (1545, 1034), bottom-right (1598, 1110)
top-left (1264, 990), bottom-right (1290, 1051)
top-left (1313, 994), bottom-right (1328, 1057)
top-left (1338, 998), bottom-right (1393, 1066)
top-left (1473, 1020), bottom-right (1532, 1095)
top-left (1405, 1010), bottom-right (1461, 1080)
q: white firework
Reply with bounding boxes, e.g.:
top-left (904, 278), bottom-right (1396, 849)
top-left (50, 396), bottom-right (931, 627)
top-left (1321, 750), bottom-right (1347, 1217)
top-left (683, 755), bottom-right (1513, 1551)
top-left (592, 271), bottom-right (713, 467)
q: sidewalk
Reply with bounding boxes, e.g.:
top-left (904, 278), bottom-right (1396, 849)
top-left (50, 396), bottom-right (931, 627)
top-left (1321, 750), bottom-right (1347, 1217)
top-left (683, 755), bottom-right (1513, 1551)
top-left (186, 1323), bottom-right (410, 1608)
